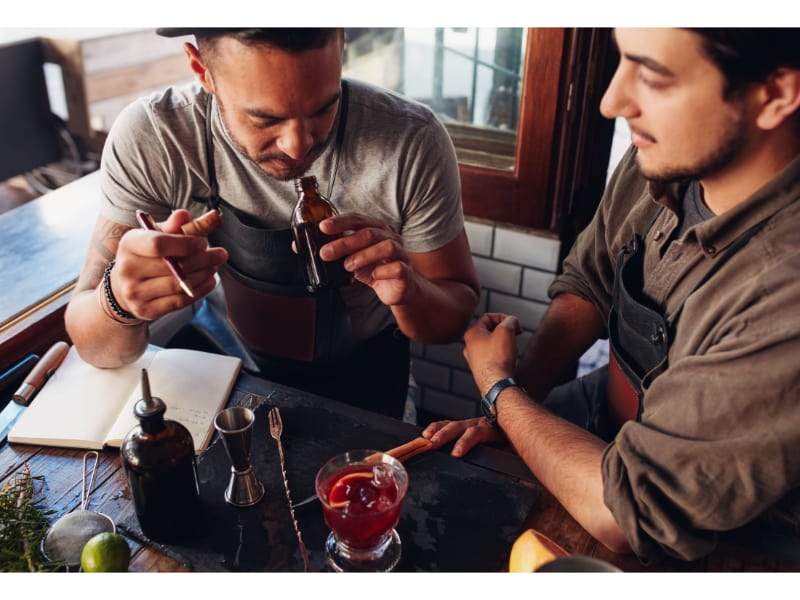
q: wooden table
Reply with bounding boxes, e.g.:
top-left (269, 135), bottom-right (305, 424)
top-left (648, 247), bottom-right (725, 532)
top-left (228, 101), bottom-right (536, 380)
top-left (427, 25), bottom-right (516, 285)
top-left (2, 371), bottom-right (799, 573)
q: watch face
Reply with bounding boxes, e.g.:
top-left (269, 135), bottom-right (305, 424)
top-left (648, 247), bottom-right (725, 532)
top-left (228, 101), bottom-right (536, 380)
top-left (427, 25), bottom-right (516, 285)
top-left (481, 395), bottom-right (497, 423)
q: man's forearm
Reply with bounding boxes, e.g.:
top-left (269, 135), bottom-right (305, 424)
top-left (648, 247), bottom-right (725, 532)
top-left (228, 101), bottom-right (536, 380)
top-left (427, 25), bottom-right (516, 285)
top-left (391, 278), bottom-right (478, 344)
top-left (496, 387), bottom-right (630, 554)
top-left (65, 288), bottom-right (149, 368)
top-left (515, 292), bottom-right (606, 401)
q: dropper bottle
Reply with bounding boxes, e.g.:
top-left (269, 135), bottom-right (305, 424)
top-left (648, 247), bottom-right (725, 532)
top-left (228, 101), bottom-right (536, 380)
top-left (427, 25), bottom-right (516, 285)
top-left (120, 369), bottom-right (202, 543)
top-left (291, 175), bottom-right (348, 291)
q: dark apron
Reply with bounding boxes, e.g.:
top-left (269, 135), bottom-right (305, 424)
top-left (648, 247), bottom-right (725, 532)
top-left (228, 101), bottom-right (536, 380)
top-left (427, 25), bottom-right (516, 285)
top-left (606, 206), bottom-right (770, 430)
top-left (179, 82), bottom-right (409, 419)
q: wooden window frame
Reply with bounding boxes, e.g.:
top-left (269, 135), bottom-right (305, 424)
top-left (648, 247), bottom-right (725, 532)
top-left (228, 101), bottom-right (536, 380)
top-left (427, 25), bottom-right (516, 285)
top-left (459, 28), bottom-right (567, 231)
top-left (460, 27), bottom-right (616, 240)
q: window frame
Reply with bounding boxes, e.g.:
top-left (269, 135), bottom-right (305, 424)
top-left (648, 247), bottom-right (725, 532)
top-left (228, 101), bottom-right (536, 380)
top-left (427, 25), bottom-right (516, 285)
top-left (460, 27), bottom-right (616, 238)
top-left (459, 28), bottom-right (567, 230)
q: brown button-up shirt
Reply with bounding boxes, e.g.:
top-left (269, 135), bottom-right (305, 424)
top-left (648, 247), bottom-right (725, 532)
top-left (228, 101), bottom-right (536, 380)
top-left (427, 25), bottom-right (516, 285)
top-left (550, 146), bottom-right (800, 562)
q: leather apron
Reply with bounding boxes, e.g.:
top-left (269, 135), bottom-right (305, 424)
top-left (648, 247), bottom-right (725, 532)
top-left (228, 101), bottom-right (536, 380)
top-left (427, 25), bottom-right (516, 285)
top-left (188, 82), bottom-right (410, 417)
top-left (607, 206), bottom-right (770, 429)
top-left (200, 83), bottom-right (353, 369)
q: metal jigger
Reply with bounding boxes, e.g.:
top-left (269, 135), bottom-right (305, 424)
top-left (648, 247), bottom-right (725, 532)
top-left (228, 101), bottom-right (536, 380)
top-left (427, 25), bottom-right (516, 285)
top-left (214, 407), bottom-right (264, 507)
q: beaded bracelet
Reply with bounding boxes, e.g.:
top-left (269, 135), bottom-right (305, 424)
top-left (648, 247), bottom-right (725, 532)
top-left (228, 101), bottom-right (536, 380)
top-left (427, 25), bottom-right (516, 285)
top-left (97, 284), bottom-right (140, 326)
top-left (101, 260), bottom-right (142, 323)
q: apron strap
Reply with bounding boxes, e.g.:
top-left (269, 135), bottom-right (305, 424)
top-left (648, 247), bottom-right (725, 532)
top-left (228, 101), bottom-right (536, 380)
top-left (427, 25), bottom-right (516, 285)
top-left (607, 203), bottom-right (773, 429)
top-left (204, 93), bottom-right (219, 211)
top-left (327, 80), bottom-right (349, 200)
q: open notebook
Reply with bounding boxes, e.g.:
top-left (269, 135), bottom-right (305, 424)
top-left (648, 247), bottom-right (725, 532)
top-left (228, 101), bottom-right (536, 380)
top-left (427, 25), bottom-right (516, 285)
top-left (8, 345), bottom-right (242, 454)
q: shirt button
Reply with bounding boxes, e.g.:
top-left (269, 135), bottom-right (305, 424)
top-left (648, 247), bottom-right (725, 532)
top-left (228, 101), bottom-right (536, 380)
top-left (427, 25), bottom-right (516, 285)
top-left (705, 246), bottom-right (716, 255)
top-left (651, 326), bottom-right (665, 344)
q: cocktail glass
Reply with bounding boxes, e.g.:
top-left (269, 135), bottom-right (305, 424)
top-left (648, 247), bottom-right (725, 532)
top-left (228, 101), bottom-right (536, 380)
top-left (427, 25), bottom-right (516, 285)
top-left (315, 449), bottom-right (409, 572)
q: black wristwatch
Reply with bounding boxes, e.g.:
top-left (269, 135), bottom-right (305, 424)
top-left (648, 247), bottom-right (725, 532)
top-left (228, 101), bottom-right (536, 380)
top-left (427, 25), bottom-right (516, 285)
top-left (480, 377), bottom-right (520, 424)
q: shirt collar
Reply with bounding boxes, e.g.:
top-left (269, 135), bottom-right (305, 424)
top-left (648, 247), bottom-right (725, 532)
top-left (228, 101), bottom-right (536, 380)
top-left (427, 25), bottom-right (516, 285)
top-left (647, 152), bottom-right (800, 255)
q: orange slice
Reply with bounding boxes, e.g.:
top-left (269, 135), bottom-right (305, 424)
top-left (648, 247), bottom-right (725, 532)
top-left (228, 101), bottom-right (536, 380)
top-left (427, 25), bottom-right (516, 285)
top-left (328, 471), bottom-right (374, 508)
top-left (508, 529), bottom-right (569, 572)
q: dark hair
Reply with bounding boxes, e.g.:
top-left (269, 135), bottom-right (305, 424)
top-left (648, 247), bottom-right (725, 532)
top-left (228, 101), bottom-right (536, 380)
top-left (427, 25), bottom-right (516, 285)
top-left (196, 28), bottom-right (343, 58)
top-left (686, 28), bottom-right (800, 99)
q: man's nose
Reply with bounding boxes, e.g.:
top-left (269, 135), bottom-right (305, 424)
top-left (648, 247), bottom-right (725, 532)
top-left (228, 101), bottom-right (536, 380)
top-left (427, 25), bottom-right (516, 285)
top-left (275, 119), bottom-right (314, 160)
top-left (599, 64), bottom-right (638, 121)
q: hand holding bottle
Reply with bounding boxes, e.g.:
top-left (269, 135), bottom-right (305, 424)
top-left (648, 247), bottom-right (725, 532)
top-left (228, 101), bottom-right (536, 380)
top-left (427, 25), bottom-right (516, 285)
top-left (317, 212), bottom-right (414, 306)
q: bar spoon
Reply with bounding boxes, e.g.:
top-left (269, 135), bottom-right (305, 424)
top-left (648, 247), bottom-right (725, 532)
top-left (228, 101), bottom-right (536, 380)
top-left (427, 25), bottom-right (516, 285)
top-left (268, 406), bottom-right (312, 572)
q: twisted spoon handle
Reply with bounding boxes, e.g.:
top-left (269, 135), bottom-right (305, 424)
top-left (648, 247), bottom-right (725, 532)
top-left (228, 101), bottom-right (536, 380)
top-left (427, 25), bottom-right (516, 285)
top-left (270, 407), bottom-right (312, 572)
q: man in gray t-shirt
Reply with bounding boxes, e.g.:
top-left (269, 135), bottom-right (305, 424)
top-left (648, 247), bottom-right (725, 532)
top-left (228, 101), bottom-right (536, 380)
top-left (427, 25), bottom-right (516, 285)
top-left (65, 28), bottom-right (479, 418)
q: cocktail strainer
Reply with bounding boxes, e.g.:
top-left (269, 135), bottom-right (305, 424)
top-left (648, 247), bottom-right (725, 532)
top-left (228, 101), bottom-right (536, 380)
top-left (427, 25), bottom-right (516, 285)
top-left (41, 451), bottom-right (116, 569)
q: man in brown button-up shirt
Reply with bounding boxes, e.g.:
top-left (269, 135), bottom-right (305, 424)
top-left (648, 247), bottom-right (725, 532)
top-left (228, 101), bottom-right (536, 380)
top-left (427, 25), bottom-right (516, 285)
top-left (424, 28), bottom-right (800, 564)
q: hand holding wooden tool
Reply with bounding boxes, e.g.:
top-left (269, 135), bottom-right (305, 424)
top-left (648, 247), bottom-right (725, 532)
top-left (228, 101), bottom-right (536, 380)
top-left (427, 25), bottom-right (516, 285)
top-left (135, 210), bottom-right (197, 298)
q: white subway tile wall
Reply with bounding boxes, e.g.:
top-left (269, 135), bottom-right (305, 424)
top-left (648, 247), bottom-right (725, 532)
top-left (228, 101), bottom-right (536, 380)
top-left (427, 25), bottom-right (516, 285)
top-left (522, 268), bottom-right (557, 303)
top-left (472, 256), bottom-right (522, 295)
top-left (487, 293), bottom-right (549, 331)
top-left (463, 220), bottom-right (494, 256)
top-left (409, 124), bottom-right (626, 424)
top-left (493, 227), bottom-right (561, 271)
top-left (410, 218), bottom-right (562, 424)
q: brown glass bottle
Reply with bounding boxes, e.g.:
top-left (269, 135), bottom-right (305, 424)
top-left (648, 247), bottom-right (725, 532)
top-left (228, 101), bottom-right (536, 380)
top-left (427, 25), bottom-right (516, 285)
top-left (291, 175), bottom-right (347, 292)
top-left (120, 369), bottom-right (202, 543)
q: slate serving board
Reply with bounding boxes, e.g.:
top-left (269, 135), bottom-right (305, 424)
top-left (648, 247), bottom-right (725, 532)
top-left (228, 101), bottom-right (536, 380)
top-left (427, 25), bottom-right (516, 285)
top-left (120, 397), bottom-right (539, 572)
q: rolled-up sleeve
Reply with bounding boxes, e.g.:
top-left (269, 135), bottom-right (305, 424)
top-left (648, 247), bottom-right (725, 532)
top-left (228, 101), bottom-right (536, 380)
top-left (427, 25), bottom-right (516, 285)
top-left (602, 271), bottom-right (800, 562)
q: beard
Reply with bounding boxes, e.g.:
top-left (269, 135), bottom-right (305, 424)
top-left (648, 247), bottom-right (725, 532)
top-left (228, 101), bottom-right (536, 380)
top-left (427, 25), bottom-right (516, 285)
top-left (637, 110), bottom-right (747, 185)
top-left (250, 145), bottom-right (328, 181)
top-left (217, 102), bottom-right (334, 181)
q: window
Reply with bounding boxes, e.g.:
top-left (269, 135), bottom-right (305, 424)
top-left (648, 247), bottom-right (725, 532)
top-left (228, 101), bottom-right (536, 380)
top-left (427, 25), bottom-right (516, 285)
top-left (344, 28), bottom-right (526, 171)
top-left (344, 28), bottom-right (615, 233)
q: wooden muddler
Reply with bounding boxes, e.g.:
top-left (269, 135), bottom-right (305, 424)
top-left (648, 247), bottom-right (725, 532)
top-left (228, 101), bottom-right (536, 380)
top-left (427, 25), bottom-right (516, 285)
top-left (382, 437), bottom-right (434, 463)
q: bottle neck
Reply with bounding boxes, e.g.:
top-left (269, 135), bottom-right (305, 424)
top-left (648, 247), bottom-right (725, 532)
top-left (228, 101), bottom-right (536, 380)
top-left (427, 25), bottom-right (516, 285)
top-left (140, 414), bottom-right (166, 435)
top-left (294, 176), bottom-right (320, 196)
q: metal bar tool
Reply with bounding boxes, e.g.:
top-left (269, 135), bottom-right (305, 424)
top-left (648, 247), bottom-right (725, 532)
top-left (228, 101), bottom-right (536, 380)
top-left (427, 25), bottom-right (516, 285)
top-left (268, 406), bottom-right (312, 572)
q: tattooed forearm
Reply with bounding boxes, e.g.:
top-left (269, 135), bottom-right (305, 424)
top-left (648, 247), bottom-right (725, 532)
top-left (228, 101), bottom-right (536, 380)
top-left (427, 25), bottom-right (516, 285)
top-left (73, 217), bottom-right (133, 293)
top-left (91, 220), bottom-right (131, 262)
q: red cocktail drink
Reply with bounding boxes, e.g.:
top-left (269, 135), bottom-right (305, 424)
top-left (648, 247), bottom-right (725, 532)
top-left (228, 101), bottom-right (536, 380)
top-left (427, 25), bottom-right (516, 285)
top-left (315, 450), bottom-right (409, 572)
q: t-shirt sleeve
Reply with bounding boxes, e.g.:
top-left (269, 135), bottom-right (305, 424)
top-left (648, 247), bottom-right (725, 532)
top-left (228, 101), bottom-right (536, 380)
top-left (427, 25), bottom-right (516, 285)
top-left (396, 114), bottom-right (464, 254)
top-left (98, 98), bottom-right (177, 227)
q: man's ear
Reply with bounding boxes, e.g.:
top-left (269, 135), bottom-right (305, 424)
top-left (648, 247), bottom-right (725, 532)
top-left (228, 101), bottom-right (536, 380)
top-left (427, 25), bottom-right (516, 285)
top-left (183, 42), bottom-right (215, 95)
top-left (756, 68), bottom-right (800, 130)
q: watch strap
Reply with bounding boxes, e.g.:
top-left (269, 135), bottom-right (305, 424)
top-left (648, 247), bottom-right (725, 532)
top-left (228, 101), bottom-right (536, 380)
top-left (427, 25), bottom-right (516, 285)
top-left (481, 377), bottom-right (520, 423)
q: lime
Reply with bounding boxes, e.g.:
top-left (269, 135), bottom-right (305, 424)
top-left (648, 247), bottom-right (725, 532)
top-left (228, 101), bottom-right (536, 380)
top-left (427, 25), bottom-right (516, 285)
top-left (80, 532), bottom-right (131, 572)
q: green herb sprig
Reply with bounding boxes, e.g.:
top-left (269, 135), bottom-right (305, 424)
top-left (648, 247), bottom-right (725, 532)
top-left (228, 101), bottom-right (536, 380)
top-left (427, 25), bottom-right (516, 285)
top-left (0, 464), bottom-right (61, 572)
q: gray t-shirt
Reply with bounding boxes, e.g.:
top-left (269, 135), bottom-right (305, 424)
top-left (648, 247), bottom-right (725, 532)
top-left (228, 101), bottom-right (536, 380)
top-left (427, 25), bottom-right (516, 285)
top-left (99, 78), bottom-right (464, 340)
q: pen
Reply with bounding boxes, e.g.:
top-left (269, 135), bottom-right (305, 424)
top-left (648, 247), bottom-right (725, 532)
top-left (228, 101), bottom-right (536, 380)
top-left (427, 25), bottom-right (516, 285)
top-left (12, 341), bottom-right (70, 405)
top-left (135, 210), bottom-right (195, 298)
top-left (0, 342), bottom-right (70, 443)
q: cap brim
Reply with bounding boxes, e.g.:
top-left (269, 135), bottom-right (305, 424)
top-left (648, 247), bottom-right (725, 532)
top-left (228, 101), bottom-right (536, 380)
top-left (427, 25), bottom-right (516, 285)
top-left (155, 28), bottom-right (198, 37)
top-left (156, 28), bottom-right (248, 38)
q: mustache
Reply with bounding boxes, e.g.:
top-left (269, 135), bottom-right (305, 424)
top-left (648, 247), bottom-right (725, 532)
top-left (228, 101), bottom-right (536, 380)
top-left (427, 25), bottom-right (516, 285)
top-left (629, 125), bottom-right (656, 143)
top-left (254, 144), bottom-right (326, 164)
